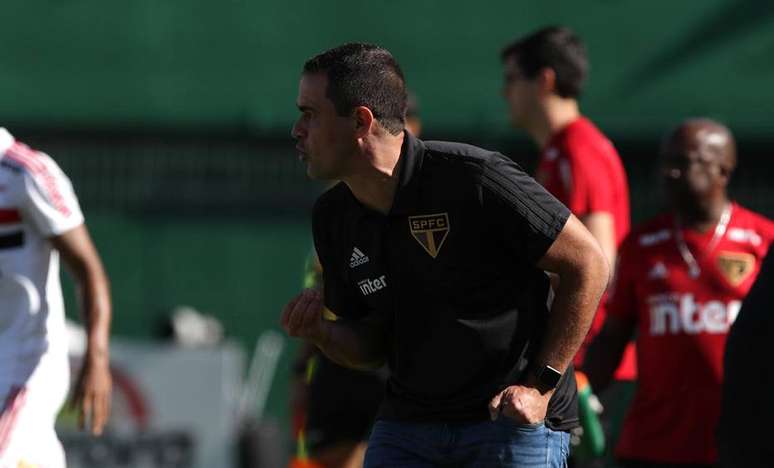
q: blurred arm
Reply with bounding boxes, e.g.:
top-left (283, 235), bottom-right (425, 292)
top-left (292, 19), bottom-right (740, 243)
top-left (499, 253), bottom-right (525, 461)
top-left (583, 315), bottom-right (636, 393)
top-left (581, 212), bottom-right (617, 271)
top-left (52, 224), bottom-right (112, 435)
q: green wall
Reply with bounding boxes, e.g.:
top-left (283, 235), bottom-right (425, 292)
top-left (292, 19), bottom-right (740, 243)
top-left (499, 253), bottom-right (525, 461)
top-left (2, 0), bottom-right (774, 138)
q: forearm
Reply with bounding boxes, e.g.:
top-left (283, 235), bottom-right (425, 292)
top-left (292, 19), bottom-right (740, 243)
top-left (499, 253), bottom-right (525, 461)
top-left (282, 289), bottom-right (388, 371)
top-left (51, 226), bottom-right (112, 365)
top-left (533, 262), bottom-right (608, 374)
top-left (75, 265), bottom-right (112, 365)
top-left (313, 319), bottom-right (387, 371)
top-left (582, 315), bottom-right (635, 392)
top-left (583, 332), bottom-right (627, 392)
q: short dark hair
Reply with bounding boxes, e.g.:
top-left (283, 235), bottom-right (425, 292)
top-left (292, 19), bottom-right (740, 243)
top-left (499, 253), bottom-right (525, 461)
top-left (303, 43), bottom-right (407, 135)
top-left (501, 26), bottom-right (588, 98)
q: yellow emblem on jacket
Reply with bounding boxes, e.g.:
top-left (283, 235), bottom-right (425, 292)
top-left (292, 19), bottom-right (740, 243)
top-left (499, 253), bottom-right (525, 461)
top-left (408, 213), bottom-right (450, 258)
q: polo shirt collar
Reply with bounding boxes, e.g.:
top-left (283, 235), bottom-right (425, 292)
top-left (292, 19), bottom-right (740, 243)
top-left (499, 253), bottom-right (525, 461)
top-left (389, 130), bottom-right (425, 215)
top-left (342, 130), bottom-right (425, 217)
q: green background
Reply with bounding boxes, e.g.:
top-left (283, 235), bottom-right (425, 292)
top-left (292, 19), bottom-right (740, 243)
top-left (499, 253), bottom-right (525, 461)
top-left (2, 0), bottom-right (774, 139)
top-left (2, 0), bottom-right (774, 461)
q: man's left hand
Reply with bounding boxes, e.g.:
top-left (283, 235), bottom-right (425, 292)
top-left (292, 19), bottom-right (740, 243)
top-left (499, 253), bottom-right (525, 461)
top-left (488, 384), bottom-right (551, 423)
top-left (70, 358), bottom-right (112, 436)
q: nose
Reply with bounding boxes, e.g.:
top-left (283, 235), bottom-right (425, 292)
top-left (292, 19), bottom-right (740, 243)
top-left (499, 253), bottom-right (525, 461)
top-left (663, 167), bottom-right (682, 180)
top-left (291, 117), bottom-right (305, 140)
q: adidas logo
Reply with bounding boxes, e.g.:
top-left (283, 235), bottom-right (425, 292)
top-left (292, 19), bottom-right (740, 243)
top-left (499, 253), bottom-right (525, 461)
top-left (349, 247), bottom-right (369, 268)
top-left (648, 262), bottom-right (669, 280)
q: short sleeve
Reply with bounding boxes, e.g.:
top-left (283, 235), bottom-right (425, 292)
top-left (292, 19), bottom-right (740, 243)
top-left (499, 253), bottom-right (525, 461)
top-left (17, 151), bottom-right (84, 237)
top-left (312, 197), bottom-right (364, 320)
top-left (606, 237), bottom-right (638, 321)
top-left (481, 154), bottom-right (571, 264)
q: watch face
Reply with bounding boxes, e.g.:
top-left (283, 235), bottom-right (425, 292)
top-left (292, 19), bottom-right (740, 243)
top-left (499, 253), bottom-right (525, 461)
top-left (540, 366), bottom-right (562, 388)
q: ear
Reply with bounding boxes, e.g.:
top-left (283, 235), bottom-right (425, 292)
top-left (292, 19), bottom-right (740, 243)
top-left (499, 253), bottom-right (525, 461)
top-left (353, 106), bottom-right (375, 138)
top-left (537, 67), bottom-right (557, 96)
top-left (714, 147), bottom-right (736, 184)
top-left (718, 164), bottom-right (733, 184)
top-left (723, 152), bottom-right (737, 178)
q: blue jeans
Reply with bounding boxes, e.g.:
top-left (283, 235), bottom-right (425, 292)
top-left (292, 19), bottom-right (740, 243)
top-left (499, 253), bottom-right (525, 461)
top-left (364, 418), bottom-right (570, 467)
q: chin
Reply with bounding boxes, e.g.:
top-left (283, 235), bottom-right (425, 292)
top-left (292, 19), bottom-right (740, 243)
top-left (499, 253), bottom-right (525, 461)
top-left (306, 167), bottom-right (322, 180)
top-left (307, 166), bottom-right (334, 181)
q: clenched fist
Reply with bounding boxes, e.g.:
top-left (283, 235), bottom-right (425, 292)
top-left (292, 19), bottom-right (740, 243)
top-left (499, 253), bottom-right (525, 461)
top-left (281, 288), bottom-right (327, 345)
top-left (488, 384), bottom-right (551, 424)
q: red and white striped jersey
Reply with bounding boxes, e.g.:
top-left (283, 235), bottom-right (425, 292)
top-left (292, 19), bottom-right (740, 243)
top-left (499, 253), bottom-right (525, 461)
top-left (0, 127), bottom-right (84, 394)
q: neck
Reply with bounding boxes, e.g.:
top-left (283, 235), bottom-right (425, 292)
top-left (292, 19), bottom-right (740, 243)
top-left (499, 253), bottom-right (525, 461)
top-left (525, 97), bottom-right (580, 148)
top-left (343, 131), bottom-right (405, 214)
top-left (676, 195), bottom-right (730, 232)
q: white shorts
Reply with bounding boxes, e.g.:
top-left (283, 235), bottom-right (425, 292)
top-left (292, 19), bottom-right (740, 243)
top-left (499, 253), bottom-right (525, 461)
top-left (0, 350), bottom-right (69, 468)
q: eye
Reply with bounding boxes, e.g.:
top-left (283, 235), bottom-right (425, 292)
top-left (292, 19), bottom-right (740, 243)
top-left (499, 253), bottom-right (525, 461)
top-left (504, 73), bottom-right (516, 85)
top-left (296, 107), bottom-right (313, 120)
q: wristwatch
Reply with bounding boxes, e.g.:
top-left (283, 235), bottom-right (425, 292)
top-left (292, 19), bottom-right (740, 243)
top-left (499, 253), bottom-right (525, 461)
top-left (533, 365), bottom-right (563, 390)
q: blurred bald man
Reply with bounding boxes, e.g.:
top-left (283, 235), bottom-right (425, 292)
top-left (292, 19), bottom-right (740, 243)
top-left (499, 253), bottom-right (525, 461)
top-left (583, 119), bottom-right (774, 467)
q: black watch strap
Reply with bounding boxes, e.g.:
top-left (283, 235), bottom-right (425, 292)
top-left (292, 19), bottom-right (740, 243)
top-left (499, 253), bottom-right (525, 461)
top-left (534, 364), bottom-right (563, 390)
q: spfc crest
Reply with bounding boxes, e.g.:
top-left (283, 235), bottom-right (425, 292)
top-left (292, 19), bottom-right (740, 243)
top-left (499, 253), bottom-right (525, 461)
top-left (408, 213), bottom-right (450, 258)
top-left (717, 251), bottom-right (755, 286)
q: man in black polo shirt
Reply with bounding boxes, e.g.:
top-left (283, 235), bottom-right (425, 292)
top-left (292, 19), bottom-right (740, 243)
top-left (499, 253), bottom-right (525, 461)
top-left (281, 42), bottom-right (610, 467)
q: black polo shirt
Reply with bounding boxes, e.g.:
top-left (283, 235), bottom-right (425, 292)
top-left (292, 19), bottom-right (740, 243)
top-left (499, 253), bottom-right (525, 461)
top-left (312, 132), bottom-right (578, 431)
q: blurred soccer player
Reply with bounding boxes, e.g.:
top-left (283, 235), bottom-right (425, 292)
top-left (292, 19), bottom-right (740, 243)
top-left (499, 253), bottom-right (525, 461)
top-left (584, 119), bottom-right (774, 467)
top-left (290, 95), bottom-right (422, 468)
top-left (501, 25), bottom-right (635, 380)
top-left (0, 128), bottom-right (112, 467)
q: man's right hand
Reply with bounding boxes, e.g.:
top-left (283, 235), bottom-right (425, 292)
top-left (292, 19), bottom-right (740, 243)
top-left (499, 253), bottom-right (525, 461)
top-left (281, 289), bottom-right (327, 345)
